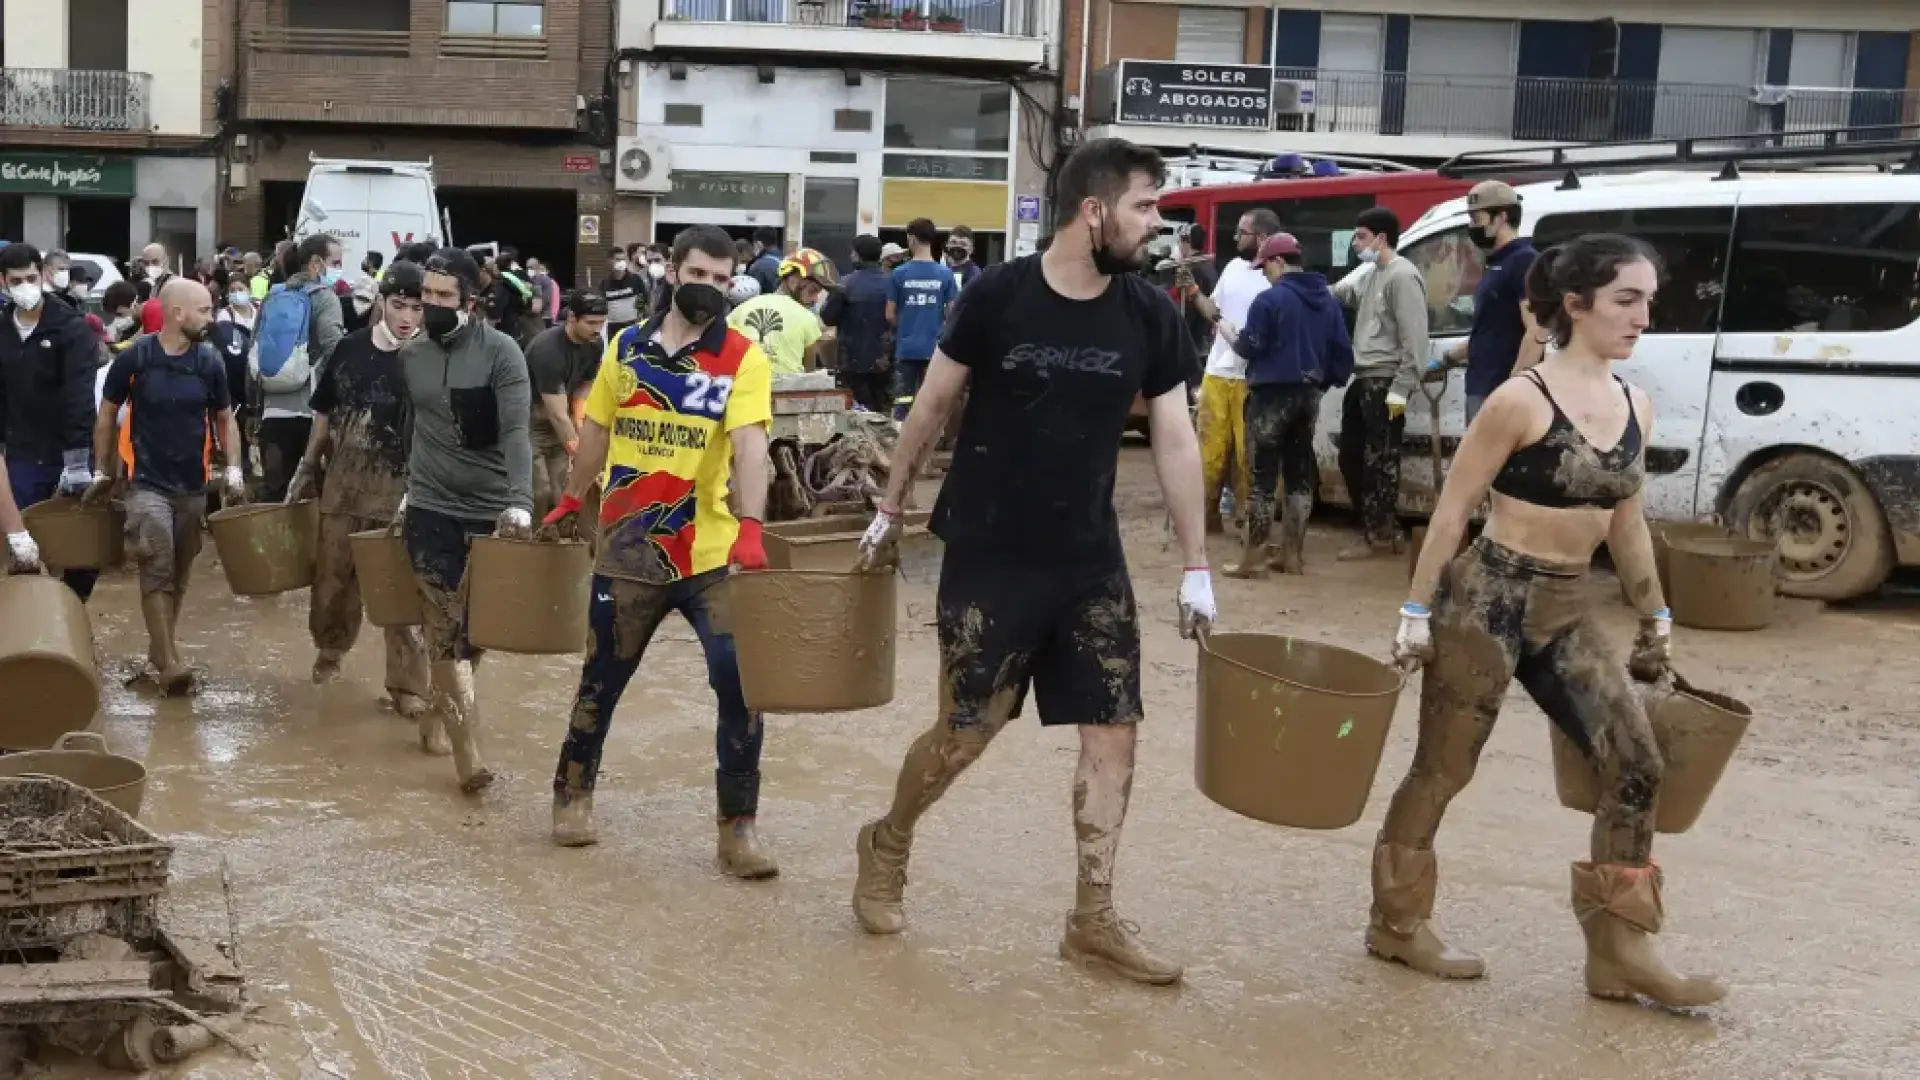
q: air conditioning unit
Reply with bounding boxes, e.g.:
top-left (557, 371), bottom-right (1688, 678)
top-left (614, 136), bottom-right (672, 194)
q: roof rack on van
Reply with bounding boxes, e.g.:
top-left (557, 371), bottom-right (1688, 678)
top-left (1436, 123), bottom-right (1920, 188)
top-left (1169, 143), bottom-right (1418, 176)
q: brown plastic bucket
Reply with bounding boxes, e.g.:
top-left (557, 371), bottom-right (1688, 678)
top-left (349, 527), bottom-right (423, 628)
top-left (208, 501), bottom-right (319, 595)
top-left (1651, 522), bottom-right (1731, 599)
top-left (466, 536), bottom-right (591, 654)
top-left (0, 731), bottom-right (146, 818)
top-left (1668, 536), bottom-right (1777, 631)
top-left (1195, 630), bottom-right (1404, 829)
top-left (1549, 673), bottom-right (1751, 834)
top-left (729, 569), bottom-right (896, 712)
top-left (0, 574), bottom-right (100, 749)
top-left (764, 511), bottom-right (930, 571)
top-left (21, 497), bottom-right (124, 570)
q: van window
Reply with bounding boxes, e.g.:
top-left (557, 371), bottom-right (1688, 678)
top-left (1722, 203), bottom-right (1920, 334)
top-left (1213, 195), bottom-right (1376, 278)
top-left (1533, 206), bottom-right (1734, 335)
top-left (1400, 224), bottom-right (1486, 336)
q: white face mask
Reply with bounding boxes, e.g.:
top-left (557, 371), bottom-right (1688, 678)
top-left (51, 270), bottom-right (71, 290)
top-left (7, 283), bottom-right (43, 312)
top-left (647, 262), bottom-right (666, 280)
top-left (144, 264), bottom-right (164, 281)
top-left (1357, 247), bottom-right (1379, 265)
top-left (612, 260), bottom-right (629, 274)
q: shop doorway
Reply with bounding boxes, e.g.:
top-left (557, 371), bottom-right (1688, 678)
top-left (65, 197), bottom-right (133, 260)
top-left (438, 188), bottom-right (580, 286)
top-left (0, 196), bottom-right (22, 243)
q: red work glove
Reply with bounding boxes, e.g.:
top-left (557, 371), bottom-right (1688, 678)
top-left (730, 517), bottom-right (767, 571)
top-left (543, 493), bottom-right (582, 527)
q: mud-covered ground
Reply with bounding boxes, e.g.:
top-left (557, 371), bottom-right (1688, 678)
top-left (47, 447), bottom-right (1920, 1078)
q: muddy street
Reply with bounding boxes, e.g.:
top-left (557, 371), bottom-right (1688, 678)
top-left (53, 448), bottom-right (1920, 1079)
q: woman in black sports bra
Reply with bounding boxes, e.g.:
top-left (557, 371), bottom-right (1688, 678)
top-left (1365, 234), bottom-right (1726, 1009)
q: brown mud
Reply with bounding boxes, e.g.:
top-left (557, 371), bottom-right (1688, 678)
top-left (44, 447), bottom-right (1920, 1078)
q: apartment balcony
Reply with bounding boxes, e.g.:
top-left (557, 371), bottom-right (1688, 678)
top-left (641, 0), bottom-right (1046, 70)
top-left (0, 69), bottom-right (152, 133)
top-left (1091, 65), bottom-right (1920, 159)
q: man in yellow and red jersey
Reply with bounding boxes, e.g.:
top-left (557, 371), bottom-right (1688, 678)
top-left (541, 224), bottom-right (777, 878)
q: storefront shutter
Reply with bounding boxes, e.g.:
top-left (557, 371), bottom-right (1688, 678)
top-left (1175, 8), bottom-right (1247, 66)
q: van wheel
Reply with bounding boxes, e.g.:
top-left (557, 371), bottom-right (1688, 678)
top-left (1726, 453), bottom-right (1893, 601)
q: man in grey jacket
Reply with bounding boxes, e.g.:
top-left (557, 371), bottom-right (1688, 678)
top-left (398, 247), bottom-right (535, 794)
top-left (259, 235), bottom-right (346, 502)
top-left (1332, 207), bottom-right (1429, 561)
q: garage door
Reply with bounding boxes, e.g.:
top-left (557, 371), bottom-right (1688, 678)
top-left (1654, 27), bottom-right (1763, 138)
top-left (1406, 18), bottom-right (1516, 137)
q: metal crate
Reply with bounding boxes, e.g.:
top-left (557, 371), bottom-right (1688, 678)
top-left (0, 778), bottom-right (171, 951)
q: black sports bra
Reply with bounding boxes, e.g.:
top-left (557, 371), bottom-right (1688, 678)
top-left (1489, 371), bottom-right (1644, 510)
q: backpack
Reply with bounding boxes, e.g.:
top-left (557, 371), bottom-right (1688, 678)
top-left (250, 281), bottom-right (318, 394)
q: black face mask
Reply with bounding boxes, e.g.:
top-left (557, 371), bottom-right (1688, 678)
top-left (1468, 223), bottom-right (1500, 251)
top-left (1086, 212), bottom-right (1141, 276)
top-left (673, 282), bottom-right (726, 325)
top-left (424, 303), bottom-right (462, 341)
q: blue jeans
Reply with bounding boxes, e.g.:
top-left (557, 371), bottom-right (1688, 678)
top-left (892, 359), bottom-right (929, 421)
top-left (555, 569), bottom-right (765, 818)
top-left (7, 459), bottom-right (98, 602)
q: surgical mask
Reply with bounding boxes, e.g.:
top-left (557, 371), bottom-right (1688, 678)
top-left (647, 262), bottom-right (666, 280)
top-left (1357, 247), bottom-right (1379, 265)
top-left (672, 282), bottom-right (726, 325)
top-left (229, 292), bottom-right (250, 308)
top-left (7, 283), bottom-right (43, 311)
top-left (50, 270), bottom-right (70, 290)
top-left (322, 266), bottom-right (344, 286)
top-left (423, 304), bottom-right (465, 342)
top-left (145, 264), bottom-right (164, 281)
top-left (612, 260), bottom-right (629, 275)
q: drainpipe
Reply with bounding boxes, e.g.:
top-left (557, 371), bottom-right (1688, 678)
top-left (1076, 0), bottom-right (1093, 131)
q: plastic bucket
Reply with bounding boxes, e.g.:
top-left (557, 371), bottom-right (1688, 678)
top-left (208, 501), bottom-right (320, 596)
top-left (21, 497), bottom-right (124, 570)
top-left (1549, 673), bottom-right (1751, 834)
top-left (0, 575), bottom-right (99, 749)
top-left (1668, 536), bottom-right (1777, 631)
top-left (349, 527), bottom-right (423, 628)
top-left (466, 536), bottom-right (591, 654)
top-left (0, 732), bottom-right (146, 818)
top-left (1195, 631), bottom-right (1404, 830)
top-left (764, 511), bottom-right (931, 572)
top-left (1651, 522), bottom-right (1732, 599)
top-left (729, 570), bottom-right (896, 712)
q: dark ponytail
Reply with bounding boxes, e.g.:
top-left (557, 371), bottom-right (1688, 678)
top-left (1525, 232), bottom-right (1661, 348)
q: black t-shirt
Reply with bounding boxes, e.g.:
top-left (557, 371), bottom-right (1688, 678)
top-left (101, 335), bottom-right (231, 496)
top-left (309, 328), bottom-right (410, 516)
top-left (522, 325), bottom-right (602, 450)
top-left (932, 255), bottom-right (1190, 569)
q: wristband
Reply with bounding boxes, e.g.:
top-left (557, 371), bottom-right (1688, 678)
top-left (1400, 601), bottom-right (1431, 617)
top-left (1652, 607), bottom-right (1671, 621)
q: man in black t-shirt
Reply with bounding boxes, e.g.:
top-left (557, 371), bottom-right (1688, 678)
top-left (522, 288), bottom-right (608, 520)
top-left (847, 138), bottom-right (1216, 986)
top-left (286, 262), bottom-right (432, 711)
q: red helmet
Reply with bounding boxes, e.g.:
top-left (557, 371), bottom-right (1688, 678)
top-left (1255, 233), bottom-right (1302, 263)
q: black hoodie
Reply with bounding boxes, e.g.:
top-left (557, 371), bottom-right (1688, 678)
top-left (0, 293), bottom-right (101, 467)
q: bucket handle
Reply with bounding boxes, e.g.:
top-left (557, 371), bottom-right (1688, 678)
top-left (54, 731), bottom-right (107, 754)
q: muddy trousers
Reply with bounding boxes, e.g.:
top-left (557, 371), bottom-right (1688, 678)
top-left (257, 416), bottom-right (312, 505)
top-left (6, 459), bottom-right (98, 601)
top-left (1338, 377), bottom-right (1405, 544)
top-left (1196, 374), bottom-right (1249, 526)
top-left (402, 506), bottom-right (497, 790)
top-left (554, 570), bottom-right (765, 819)
top-left (529, 446), bottom-right (572, 523)
top-left (311, 512), bottom-right (429, 701)
top-left (1381, 537), bottom-right (1662, 866)
top-left (1242, 382), bottom-right (1321, 549)
top-left (124, 487), bottom-right (204, 681)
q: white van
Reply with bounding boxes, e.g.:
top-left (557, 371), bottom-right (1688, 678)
top-left (1315, 168), bottom-right (1920, 601)
top-left (295, 156), bottom-right (444, 271)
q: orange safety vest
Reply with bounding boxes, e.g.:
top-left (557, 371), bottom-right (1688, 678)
top-left (114, 341), bottom-right (218, 481)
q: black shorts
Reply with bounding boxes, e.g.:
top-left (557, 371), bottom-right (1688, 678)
top-left (935, 551), bottom-right (1145, 728)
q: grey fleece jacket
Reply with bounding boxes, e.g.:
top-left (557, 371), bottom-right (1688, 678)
top-left (399, 316), bottom-right (533, 521)
top-left (1332, 256), bottom-right (1429, 399)
top-left (262, 271), bottom-right (345, 416)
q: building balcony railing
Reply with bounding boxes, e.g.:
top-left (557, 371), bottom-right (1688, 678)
top-left (663, 0), bottom-right (1041, 39)
top-left (247, 27), bottom-right (411, 58)
top-left (0, 68), bottom-right (152, 132)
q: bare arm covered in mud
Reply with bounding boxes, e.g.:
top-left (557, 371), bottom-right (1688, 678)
top-left (1146, 386), bottom-right (1208, 569)
top-left (877, 352), bottom-right (968, 514)
top-left (566, 419), bottom-right (608, 504)
top-left (730, 425), bottom-right (770, 522)
top-left (1406, 388), bottom-right (1527, 606)
top-left (1607, 387), bottom-right (1664, 616)
top-left (216, 409), bottom-right (242, 474)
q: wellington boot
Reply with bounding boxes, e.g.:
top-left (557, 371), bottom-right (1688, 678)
top-left (1274, 493), bottom-right (1312, 575)
top-left (717, 817), bottom-right (779, 880)
top-left (416, 708), bottom-right (452, 755)
top-left (433, 661), bottom-right (494, 793)
top-left (393, 692), bottom-right (429, 720)
top-left (1572, 862), bottom-right (1726, 1008)
top-left (312, 650), bottom-right (343, 684)
top-left (139, 593), bottom-right (194, 696)
top-left (1365, 838), bottom-right (1486, 980)
top-left (1223, 533), bottom-right (1270, 580)
top-left (1269, 529), bottom-right (1305, 575)
top-left (852, 819), bottom-right (911, 935)
top-left (551, 791), bottom-right (598, 847)
top-left (1059, 907), bottom-right (1183, 986)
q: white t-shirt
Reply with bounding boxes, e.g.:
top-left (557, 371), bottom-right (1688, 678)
top-left (1204, 258), bottom-right (1268, 380)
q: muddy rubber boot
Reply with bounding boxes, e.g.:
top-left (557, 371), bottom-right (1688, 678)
top-left (416, 706), bottom-right (452, 755)
top-left (393, 692), bottom-right (429, 720)
top-left (853, 819), bottom-right (911, 935)
top-left (717, 817), bottom-right (780, 880)
top-left (1572, 862), bottom-right (1726, 1008)
top-left (312, 649), bottom-right (344, 684)
top-left (140, 593), bottom-right (194, 696)
top-left (551, 790), bottom-right (598, 847)
top-left (1273, 493), bottom-right (1312, 575)
top-left (433, 660), bottom-right (495, 793)
top-left (1223, 531), bottom-right (1270, 580)
top-left (1059, 908), bottom-right (1183, 986)
top-left (1366, 838), bottom-right (1486, 980)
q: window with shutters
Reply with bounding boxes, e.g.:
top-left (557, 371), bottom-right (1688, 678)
top-left (1174, 7), bottom-right (1245, 66)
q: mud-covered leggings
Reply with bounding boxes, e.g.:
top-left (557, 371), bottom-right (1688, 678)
top-left (1381, 537), bottom-right (1662, 866)
top-left (1339, 376), bottom-right (1404, 543)
top-left (1242, 383), bottom-right (1321, 544)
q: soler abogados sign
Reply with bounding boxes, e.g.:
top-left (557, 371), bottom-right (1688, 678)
top-left (1116, 60), bottom-right (1273, 130)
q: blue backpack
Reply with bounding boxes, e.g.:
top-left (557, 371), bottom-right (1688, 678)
top-left (249, 281), bottom-right (318, 394)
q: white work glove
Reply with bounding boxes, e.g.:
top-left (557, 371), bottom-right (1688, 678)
top-left (1177, 567), bottom-right (1216, 639)
top-left (57, 450), bottom-right (92, 497)
top-left (6, 531), bottom-right (41, 575)
top-left (1392, 601), bottom-right (1434, 672)
top-left (854, 506), bottom-right (901, 571)
top-left (223, 466), bottom-right (247, 502)
top-left (494, 507), bottom-right (533, 540)
top-left (1628, 607), bottom-right (1673, 683)
top-left (1384, 391), bottom-right (1408, 422)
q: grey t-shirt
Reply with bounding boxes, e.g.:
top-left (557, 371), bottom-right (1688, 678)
top-left (522, 325), bottom-right (603, 452)
top-left (399, 318), bottom-right (533, 520)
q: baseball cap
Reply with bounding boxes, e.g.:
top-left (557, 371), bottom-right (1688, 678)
top-left (1466, 180), bottom-right (1520, 210)
top-left (1256, 233), bottom-right (1302, 263)
top-left (880, 242), bottom-right (906, 260)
